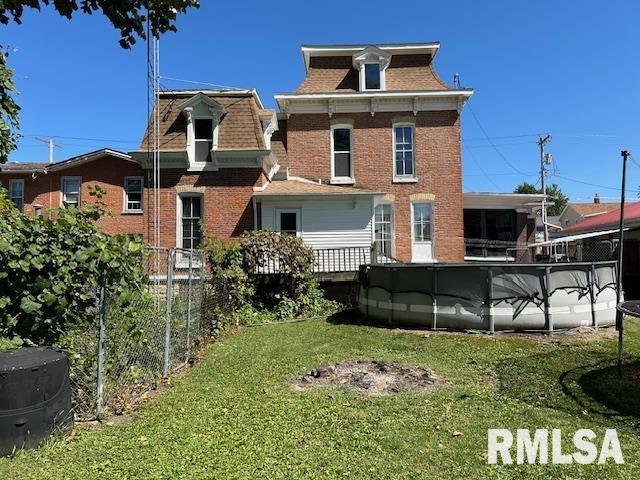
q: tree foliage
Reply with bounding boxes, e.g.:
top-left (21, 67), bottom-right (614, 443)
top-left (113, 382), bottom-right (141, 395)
top-left (514, 181), bottom-right (569, 216)
top-left (0, 0), bottom-right (199, 162)
top-left (0, 187), bottom-right (147, 344)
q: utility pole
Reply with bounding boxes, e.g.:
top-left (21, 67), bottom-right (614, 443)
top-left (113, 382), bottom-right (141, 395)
top-left (616, 150), bottom-right (629, 378)
top-left (538, 135), bottom-right (552, 245)
top-left (35, 136), bottom-right (62, 164)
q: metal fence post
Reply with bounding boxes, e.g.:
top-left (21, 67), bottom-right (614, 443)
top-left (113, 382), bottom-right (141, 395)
top-left (163, 249), bottom-right (174, 377)
top-left (432, 268), bottom-right (438, 330)
top-left (487, 267), bottom-right (495, 334)
top-left (589, 264), bottom-right (597, 328)
top-left (544, 266), bottom-right (553, 334)
top-left (185, 250), bottom-right (193, 362)
top-left (96, 285), bottom-right (106, 419)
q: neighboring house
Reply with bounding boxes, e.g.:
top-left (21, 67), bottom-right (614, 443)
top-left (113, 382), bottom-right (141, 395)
top-left (559, 195), bottom-right (618, 229)
top-left (560, 202), bottom-right (640, 299)
top-left (0, 149), bottom-right (144, 237)
top-left (2, 41), bottom-right (545, 269)
top-left (463, 193), bottom-right (543, 261)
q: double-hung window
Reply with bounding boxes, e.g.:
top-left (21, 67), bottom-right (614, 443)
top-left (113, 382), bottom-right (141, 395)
top-left (61, 177), bottom-right (81, 207)
top-left (8, 179), bottom-right (24, 213)
top-left (413, 203), bottom-right (433, 242)
top-left (374, 204), bottom-right (393, 258)
top-left (124, 177), bottom-right (143, 212)
top-left (194, 118), bottom-right (213, 162)
top-left (364, 63), bottom-right (381, 90)
top-left (181, 195), bottom-right (202, 249)
top-left (394, 124), bottom-right (415, 179)
top-left (331, 125), bottom-right (353, 182)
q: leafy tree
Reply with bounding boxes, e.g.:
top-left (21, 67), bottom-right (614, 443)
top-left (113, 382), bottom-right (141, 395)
top-left (0, 0), bottom-right (199, 162)
top-left (514, 181), bottom-right (569, 216)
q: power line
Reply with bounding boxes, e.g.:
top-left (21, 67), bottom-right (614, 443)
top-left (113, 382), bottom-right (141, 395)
top-left (551, 173), bottom-right (637, 195)
top-left (462, 145), bottom-right (501, 190)
top-left (466, 104), bottom-right (530, 175)
top-left (22, 134), bottom-right (138, 144)
top-left (159, 75), bottom-right (249, 91)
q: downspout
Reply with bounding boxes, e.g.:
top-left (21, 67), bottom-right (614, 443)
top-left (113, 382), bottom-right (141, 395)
top-left (252, 197), bottom-right (258, 231)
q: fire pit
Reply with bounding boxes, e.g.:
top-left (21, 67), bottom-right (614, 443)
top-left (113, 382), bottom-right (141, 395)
top-left (291, 361), bottom-right (439, 396)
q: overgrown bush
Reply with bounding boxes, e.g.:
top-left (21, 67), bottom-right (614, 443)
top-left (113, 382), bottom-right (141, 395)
top-left (205, 231), bottom-right (339, 326)
top-left (0, 187), bottom-right (147, 345)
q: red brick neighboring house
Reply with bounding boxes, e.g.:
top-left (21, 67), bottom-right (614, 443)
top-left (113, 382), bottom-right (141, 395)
top-left (0, 149), bottom-right (144, 236)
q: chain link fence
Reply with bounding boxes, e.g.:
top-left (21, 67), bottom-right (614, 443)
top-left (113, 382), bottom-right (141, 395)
top-left (67, 248), bottom-right (211, 421)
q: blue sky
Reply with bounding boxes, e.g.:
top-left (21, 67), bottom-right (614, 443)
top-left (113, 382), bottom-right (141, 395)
top-left (2, 0), bottom-right (639, 201)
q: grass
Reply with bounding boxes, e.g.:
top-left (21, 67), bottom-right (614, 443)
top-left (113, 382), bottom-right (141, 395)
top-left (3, 316), bottom-right (640, 479)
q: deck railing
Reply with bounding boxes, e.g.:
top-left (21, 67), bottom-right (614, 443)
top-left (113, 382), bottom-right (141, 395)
top-left (253, 244), bottom-right (399, 275)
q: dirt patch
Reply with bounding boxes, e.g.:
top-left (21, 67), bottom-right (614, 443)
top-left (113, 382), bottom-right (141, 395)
top-left (291, 361), bottom-right (440, 396)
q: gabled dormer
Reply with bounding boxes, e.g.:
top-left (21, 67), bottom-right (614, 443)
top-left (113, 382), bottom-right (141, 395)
top-left (134, 90), bottom-right (283, 178)
top-left (179, 93), bottom-right (225, 165)
top-left (352, 46), bottom-right (392, 91)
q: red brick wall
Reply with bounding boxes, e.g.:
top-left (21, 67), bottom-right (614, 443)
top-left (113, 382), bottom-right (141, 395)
top-left (286, 111), bottom-right (464, 262)
top-left (143, 168), bottom-right (264, 248)
top-left (1, 156), bottom-right (144, 236)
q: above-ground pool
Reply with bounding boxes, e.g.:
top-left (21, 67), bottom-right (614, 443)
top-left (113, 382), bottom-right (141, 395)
top-left (358, 262), bottom-right (619, 332)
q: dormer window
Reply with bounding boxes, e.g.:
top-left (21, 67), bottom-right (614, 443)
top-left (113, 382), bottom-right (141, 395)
top-left (352, 46), bottom-right (392, 92)
top-left (364, 63), bottom-right (381, 90)
top-left (194, 118), bottom-right (214, 162)
top-left (179, 93), bottom-right (224, 167)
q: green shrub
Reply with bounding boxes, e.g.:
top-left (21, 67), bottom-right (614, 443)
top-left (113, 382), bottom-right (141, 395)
top-left (205, 231), bottom-right (339, 327)
top-left (0, 187), bottom-right (147, 345)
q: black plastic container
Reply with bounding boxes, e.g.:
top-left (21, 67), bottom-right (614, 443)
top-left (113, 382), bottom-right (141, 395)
top-left (0, 347), bottom-right (73, 456)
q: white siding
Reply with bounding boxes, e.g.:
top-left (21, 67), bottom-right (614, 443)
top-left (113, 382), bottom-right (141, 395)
top-left (261, 197), bottom-right (373, 249)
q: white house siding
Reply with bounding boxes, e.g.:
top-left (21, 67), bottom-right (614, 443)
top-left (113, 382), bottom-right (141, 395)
top-left (260, 197), bottom-right (374, 272)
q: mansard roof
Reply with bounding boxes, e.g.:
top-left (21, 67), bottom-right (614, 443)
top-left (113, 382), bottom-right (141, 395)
top-left (138, 90), bottom-right (271, 152)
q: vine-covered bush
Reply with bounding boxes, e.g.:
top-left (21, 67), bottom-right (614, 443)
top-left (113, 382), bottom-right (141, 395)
top-left (0, 187), bottom-right (147, 345)
top-left (205, 231), bottom-right (338, 326)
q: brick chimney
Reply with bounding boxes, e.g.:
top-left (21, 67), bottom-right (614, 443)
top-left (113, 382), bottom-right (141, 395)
top-left (594, 193), bottom-right (600, 204)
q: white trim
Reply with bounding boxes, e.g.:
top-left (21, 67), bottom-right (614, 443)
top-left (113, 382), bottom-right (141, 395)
top-left (275, 90), bottom-right (472, 101)
top-left (275, 208), bottom-right (302, 237)
top-left (373, 201), bottom-right (395, 258)
top-left (60, 176), bottom-right (82, 207)
top-left (8, 179), bottom-right (24, 213)
top-left (123, 176), bottom-right (144, 213)
top-left (392, 122), bottom-right (416, 181)
top-left (411, 201), bottom-right (435, 262)
top-left (301, 43), bottom-right (440, 71)
top-left (276, 90), bottom-right (473, 116)
top-left (330, 124), bottom-right (355, 184)
top-left (176, 192), bottom-right (204, 250)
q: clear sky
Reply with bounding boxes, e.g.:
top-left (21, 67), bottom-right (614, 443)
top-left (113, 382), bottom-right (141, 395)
top-left (2, 0), bottom-right (639, 201)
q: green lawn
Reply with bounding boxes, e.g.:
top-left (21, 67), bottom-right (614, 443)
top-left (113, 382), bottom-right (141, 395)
top-left (3, 316), bottom-right (640, 479)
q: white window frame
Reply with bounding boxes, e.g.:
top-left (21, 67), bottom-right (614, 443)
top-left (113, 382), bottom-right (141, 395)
top-left (330, 124), bottom-right (354, 184)
top-left (8, 179), bottom-right (24, 213)
top-left (193, 117), bottom-right (215, 163)
top-left (373, 202), bottom-right (394, 258)
top-left (60, 176), bottom-right (82, 207)
top-left (123, 176), bottom-right (144, 213)
top-left (176, 193), bottom-right (204, 250)
top-left (411, 202), bottom-right (434, 244)
top-left (363, 63), bottom-right (382, 91)
top-left (393, 122), bottom-right (417, 182)
top-left (275, 208), bottom-right (302, 237)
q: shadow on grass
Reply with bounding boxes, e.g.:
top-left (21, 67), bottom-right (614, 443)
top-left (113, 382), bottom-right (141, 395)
top-left (496, 345), bottom-right (640, 424)
top-left (577, 360), bottom-right (640, 418)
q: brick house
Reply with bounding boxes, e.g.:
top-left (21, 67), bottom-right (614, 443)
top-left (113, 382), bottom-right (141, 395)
top-left (0, 149), bottom-right (145, 236)
top-left (2, 42), bottom-right (542, 266)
